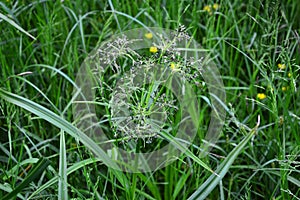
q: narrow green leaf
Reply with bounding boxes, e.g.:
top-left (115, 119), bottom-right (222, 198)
top-left (188, 125), bottom-right (258, 200)
top-left (0, 12), bottom-right (36, 40)
top-left (58, 130), bottom-right (68, 200)
top-left (0, 89), bottom-right (128, 188)
top-left (172, 170), bottom-right (191, 198)
top-left (1, 157), bottom-right (50, 200)
top-left (266, 171), bottom-right (300, 187)
top-left (1, 158), bottom-right (39, 181)
top-left (27, 158), bottom-right (101, 199)
top-left (160, 130), bottom-right (216, 175)
top-left (0, 184), bottom-right (25, 200)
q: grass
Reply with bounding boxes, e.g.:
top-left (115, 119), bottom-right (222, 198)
top-left (0, 0), bottom-right (299, 199)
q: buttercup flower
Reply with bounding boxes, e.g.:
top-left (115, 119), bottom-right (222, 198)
top-left (257, 93), bottom-right (267, 100)
top-left (278, 63), bottom-right (286, 70)
top-left (145, 32), bottom-right (153, 39)
top-left (149, 46), bottom-right (158, 53)
top-left (288, 72), bottom-right (292, 77)
top-left (170, 62), bottom-right (180, 72)
top-left (213, 3), bottom-right (220, 10)
top-left (203, 5), bottom-right (212, 13)
top-left (281, 86), bottom-right (287, 92)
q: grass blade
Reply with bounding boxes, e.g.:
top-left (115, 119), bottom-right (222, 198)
top-left (27, 158), bottom-right (101, 199)
top-left (1, 158), bottom-right (39, 181)
top-left (0, 12), bottom-right (36, 40)
top-left (0, 184), bottom-right (25, 200)
top-left (160, 130), bottom-right (216, 175)
top-left (0, 88), bottom-right (128, 188)
top-left (188, 119), bottom-right (260, 200)
top-left (58, 130), bottom-right (68, 200)
top-left (1, 157), bottom-right (50, 200)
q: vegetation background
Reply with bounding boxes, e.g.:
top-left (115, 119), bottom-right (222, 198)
top-left (0, 0), bottom-right (299, 199)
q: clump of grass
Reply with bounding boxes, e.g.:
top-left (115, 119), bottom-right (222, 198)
top-left (0, 0), bottom-right (299, 199)
top-left (93, 27), bottom-right (204, 147)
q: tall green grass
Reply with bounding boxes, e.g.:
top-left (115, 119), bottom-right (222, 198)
top-left (0, 0), bottom-right (299, 199)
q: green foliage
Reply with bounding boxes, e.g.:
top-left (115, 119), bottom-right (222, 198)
top-left (0, 0), bottom-right (299, 199)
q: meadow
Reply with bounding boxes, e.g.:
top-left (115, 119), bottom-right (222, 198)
top-left (0, 0), bottom-right (299, 199)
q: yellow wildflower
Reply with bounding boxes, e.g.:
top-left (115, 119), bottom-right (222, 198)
top-left (288, 72), bottom-right (292, 77)
top-left (145, 32), bottom-right (153, 39)
top-left (278, 63), bottom-right (286, 70)
top-left (149, 46), bottom-right (158, 53)
top-left (281, 86), bottom-right (287, 91)
top-left (203, 5), bottom-right (212, 13)
top-left (213, 3), bottom-right (220, 10)
top-left (170, 62), bottom-right (176, 70)
top-left (170, 62), bottom-right (180, 71)
top-left (257, 93), bottom-right (267, 100)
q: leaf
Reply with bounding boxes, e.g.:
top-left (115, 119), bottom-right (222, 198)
top-left (0, 89), bottom-right (128, 188)
top-left (159, 130), bottom-right (216, 175)
top-left (27, 158), bottom-right (101, 199)
top-left (1, 157), bottom-right (50, 200)
top-left (0, 12), bottom-right (36, 40)
top-left (0, 184), bottom-right (25, 200)
top-left (188, 124), bottom-right (258, 200)
top-left (1, 158), bottom-right (39, 181)
top-left (58, 130), bottom-right (68, 200)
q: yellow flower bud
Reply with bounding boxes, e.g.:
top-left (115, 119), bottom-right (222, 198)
top-left (145, 32), bottom-right (153, 39)
top-left (257, 93), bottom-right (267, 100)
top-left (149, 46), bottom-right (158, 53)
